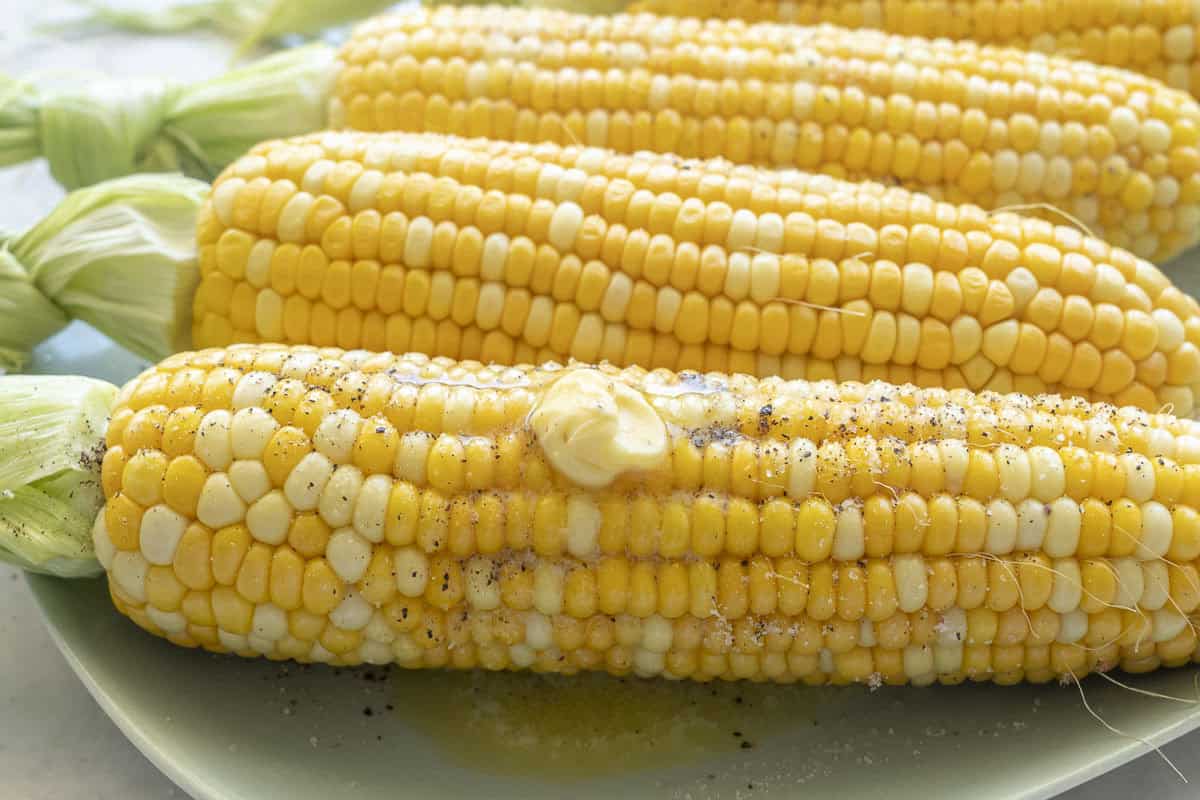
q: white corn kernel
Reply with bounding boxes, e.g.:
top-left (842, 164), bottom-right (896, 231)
top-left (284, 452), bottom-right (335, 512)
top-left (394, 547), bottom-right (429, 597)
top-left (195, 410), bottom-right (233, 471)
top-left (251, 604), bottom-right (288, 640)
top-left (394, 432), bottom-right (432, 485)
top-left (327, 528), bottom-right (372, 583)
top-left (308, 642), bottom-right (335, 663)
top-left (642, 615), bottom-right (673, 654)
top-left (936, 607), bottom-right (967, 646)
top-left (352, 475), bottom-right (392, 543)
top-left (524, 612), bottom-right (553, 650)
top-left (787, 439), bottom-right (817, 498)
top-left (933, 644), bottom-right (963, 673)
top-left (111, 551), bottom-right (149, 603)
top-left (229, 460), bottom-right (272, 504)
top-left (218, 630), bottom-right (249, 652)
top-left (547, 202), bottom-right (584, 251)
top-left (314, 409), bottom-right (363, 465)
top-left (509, 643), bottom-right (536, 667)
top-left (319, 465), bottom-right (363, 528)
top-left (985, 499), bottom-right (1018, 554)
top-left (364, 611), bottom-right (396, 644)
top-left (893, 554), bottom-right (928, 613)
top-left (1112, 558), bottom-right (1145, 609)
top-left (996, 445), bottom-right (1031, 502)
top-left (146, 607), bottom-right (187, 635)
top-left (1140, 562), bottom-right (1170, 611)
top-left (1048, 558), bottom-right (1082, 614)
top-left (1015, 498), bottom-right (1048, 552)
top-left (232, 372), bottom-right (277, 410)
top-left (230, 407), bottom-right (278, 460)
top-left (139, 504), bottom-right (188, 565)
top-left (196, 473), bottom-right (246, 529)
top-left (1043, 498), bottom-right (1081, 558)
top-left (902, 644), bottom-right (934, 680)
top-left (565, 495), bottom-right (601, 557)
top-left (633, 648), bottom-right (666, 677)
top-left (246, 490), bottom-right (292, 545)
top-left (361, 640), bottom-right (393, 665)
top-left (1153, 609), bottom-right (1188, 643)
top-left (832, 503), bottom-right (865, 561)
top-left (1028, 447), bottom-right (1066, 503)
top-left (1121, 453), bottom-right (1156, 503)
top-left (1136, 501), bottom-right (1172, 561)
top-left (533, 562), bottom-right (565, 616)
top-left (940, 440), bottom-right (970, 495)
top-left (1056, 610), bottom-right (1087, 643)
top-left (330, 589), bottom-right (372, 631)
top-left (465, 557), bottom-right (500, 611)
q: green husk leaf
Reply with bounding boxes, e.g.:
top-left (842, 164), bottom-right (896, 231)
top-left (76, 0), bottom-right (399, 51)
top-left (0, 375), bottom-right (116, 577)
top-left (1, 173), bottom-right (208, 371)
top-left (0, 43), bottom-right (336, 189)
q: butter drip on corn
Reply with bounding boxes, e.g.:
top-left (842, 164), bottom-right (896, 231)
top-left (332, 6), bottom-right (1200, 262)
top-left (95, 344), bottom-right (1200, 685)
top-left (530, 368), bottom-right (669, 488)
top-left (196, 131), bottom-right (1200, 415)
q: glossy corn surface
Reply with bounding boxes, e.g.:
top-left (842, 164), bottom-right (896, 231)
top-left (331, 6), bottom-right (1200, 262)
top-left (196, 131), bottom-right (1200, 414)
top-left (627, 0), bottom-right (1200, 101)
top-left (95, 343), bottom-right (1200, 684)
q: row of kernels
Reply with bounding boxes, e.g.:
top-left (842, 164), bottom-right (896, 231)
top-left (113, 572), bottom-right (1200, 678)
top-left (221, 132), bottom-right (1194, 301)
top-left (340, 89), bottom-right (1194, 260)
top-left (246, 134), bottom-right (1179, 284)
top-left (355, 547), bottom-right (1200, 623)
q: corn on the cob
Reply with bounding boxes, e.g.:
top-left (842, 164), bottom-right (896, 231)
top-left (197, 130), bottom-right (1200, 415)
top-left (627, 0), bottom-right (1200, 102)
top-left (60, 343), bottom-right (1200, 684)
top-left (332, 6), bottom-right (1200, 263)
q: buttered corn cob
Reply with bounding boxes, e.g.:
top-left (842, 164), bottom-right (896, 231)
top-left (74, 343), bottom-right (1200, 685)
top-left (332, 6), bottom-right (1200, 262)
top-left (627, 0), bottom-right (1200, 102)
top-left (197, 131), bottom-right (1200, 415)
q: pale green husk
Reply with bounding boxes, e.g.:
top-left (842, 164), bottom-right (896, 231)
top-left (0, 173), bottom-right (208, 372)
top-left (78, 0), bottom-right (399, 52)
top-left (0, 375), bottom-right (116, 577)
top-left (0, 43), bottom-right (336, 189)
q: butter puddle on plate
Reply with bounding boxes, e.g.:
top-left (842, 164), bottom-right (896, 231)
top-left (390, 669), bottom-right (811, 778)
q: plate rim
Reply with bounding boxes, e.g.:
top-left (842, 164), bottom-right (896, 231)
top-left (26, 571), bottom-right (1200, 800)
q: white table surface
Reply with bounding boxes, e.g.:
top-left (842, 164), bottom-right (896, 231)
top-left (3, 2), bottom-right (1200, 798)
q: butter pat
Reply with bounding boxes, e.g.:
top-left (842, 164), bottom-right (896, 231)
top-left (530, 369), bottom-right (669, 489)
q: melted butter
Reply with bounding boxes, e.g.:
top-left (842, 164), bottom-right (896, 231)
top-left (529, 369), bottom-right (669, 488)
top-left (390, 670), bottom-right (808, 779)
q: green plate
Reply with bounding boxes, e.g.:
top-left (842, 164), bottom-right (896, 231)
top-left (27, 570), bottom-right (1200, 800)
top-left (26, 240), bottom-right (1200, 800)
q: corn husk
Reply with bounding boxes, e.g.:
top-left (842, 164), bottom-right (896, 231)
top-left (0, 375), bottom-right (115, 577)
top-left (0, 43), bottom-right (336, 189)
top-left (0, 174), bottom-right (208, 372)
top-left (78, 0), bottom-right (400, 53)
